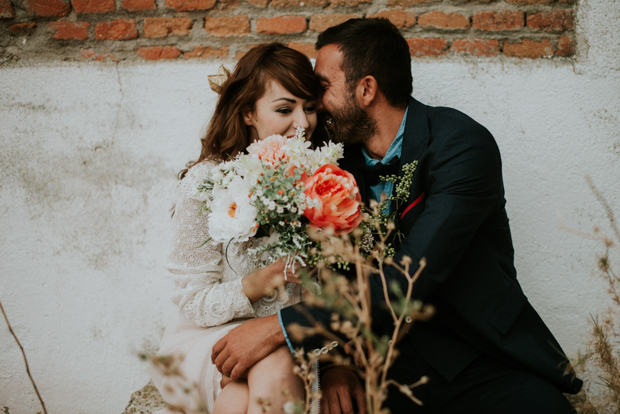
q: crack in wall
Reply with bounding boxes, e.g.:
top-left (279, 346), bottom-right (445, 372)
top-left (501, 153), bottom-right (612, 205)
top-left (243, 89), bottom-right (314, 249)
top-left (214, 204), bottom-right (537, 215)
top-left (114, 62), bottom-right (125, 138)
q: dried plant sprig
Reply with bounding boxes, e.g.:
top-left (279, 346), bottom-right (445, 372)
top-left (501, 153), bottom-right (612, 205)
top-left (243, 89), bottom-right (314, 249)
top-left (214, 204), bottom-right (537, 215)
top-left (586, 175), bottom-right (620, 243)
top-left (561, 177), bottom-right (620, 412)
top-left (291, 349), bottom-right (321, 413)
top-left (0, 299), bottom-right (48, 414)
top-left (149, 353), bottom-right (208, 414)
top-left (292, 208), bottom-right (432, 414)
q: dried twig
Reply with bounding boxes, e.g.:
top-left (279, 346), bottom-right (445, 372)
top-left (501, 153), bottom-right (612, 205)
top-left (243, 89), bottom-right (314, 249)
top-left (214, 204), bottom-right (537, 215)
top-left (562, 177), bottom-right (620, 412)
top-left (0, 299), bottom-right (48, 414)
top-left (586, 175), bottom-right (620, 243)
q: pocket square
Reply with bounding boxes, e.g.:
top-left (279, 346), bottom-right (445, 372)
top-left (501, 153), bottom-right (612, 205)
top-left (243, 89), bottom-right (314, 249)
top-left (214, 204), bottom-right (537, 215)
top-left (401, 192), bottom-right (425, 219)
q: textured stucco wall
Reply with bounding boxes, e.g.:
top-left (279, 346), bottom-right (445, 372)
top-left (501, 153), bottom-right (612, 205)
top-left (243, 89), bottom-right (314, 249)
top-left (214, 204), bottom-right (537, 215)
top-left (1, 0), bottom-right (619, 412)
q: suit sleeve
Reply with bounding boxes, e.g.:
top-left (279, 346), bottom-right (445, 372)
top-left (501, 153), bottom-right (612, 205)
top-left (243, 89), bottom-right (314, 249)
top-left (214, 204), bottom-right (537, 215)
top-left (379, 124), bottom-right (504, 303)
top-left (280, 123), bottom-right (504, 351)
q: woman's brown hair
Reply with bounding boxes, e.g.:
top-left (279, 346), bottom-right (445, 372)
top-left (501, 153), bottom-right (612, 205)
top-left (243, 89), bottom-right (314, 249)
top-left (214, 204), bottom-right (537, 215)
top-left (180, 43), bottom-right (328, 179)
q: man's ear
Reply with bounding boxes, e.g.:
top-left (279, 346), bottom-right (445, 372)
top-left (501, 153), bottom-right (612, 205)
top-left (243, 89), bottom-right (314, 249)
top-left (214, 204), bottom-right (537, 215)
top-left (357, 76), bottom-right (378, 107)
top-left (242, 109), bottom-right (254, 126)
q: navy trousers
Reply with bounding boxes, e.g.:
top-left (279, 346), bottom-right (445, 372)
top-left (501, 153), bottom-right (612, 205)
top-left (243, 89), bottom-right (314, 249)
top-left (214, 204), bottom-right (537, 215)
top-left (384, 338), bottom-right (575, 414)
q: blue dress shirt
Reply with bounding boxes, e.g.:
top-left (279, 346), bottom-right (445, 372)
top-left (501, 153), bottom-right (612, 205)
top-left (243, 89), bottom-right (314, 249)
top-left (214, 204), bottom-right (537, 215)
top-left (361, 107), bottom-right (408, 214)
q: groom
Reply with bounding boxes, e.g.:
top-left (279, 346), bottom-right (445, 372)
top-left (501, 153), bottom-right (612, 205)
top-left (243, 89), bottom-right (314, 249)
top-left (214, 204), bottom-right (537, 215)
top-left (212, 18), bottom-right (582, 413)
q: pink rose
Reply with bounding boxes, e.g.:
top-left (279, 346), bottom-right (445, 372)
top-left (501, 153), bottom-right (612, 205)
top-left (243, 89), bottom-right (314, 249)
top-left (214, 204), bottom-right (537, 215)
top-left (247, 135), bottom-right (289, 166)
top-left (303, 164), bottom-right (362, 235)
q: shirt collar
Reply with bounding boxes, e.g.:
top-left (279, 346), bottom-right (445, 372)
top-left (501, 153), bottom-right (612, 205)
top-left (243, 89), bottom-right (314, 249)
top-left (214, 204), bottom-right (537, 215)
top-left (362, 106), bottom-right (408, 166)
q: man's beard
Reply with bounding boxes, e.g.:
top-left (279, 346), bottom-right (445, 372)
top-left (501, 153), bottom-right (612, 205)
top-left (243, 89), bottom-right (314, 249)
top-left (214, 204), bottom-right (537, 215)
top-left (329, 90), bottom-right (377, 145)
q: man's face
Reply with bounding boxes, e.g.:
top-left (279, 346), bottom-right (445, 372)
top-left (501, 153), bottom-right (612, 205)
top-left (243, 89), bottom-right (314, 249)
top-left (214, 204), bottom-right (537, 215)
top-left (314, 44), bottom-right (376, 145)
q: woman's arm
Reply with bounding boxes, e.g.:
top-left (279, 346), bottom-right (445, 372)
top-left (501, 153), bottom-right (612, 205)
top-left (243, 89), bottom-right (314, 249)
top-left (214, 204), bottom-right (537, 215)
top-left (167, 163), bottom-right (295, 327)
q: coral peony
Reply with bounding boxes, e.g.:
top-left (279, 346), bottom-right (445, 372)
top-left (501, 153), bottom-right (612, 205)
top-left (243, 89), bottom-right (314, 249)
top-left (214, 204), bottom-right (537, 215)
top-left (303, 164), bottom-right (362, 235)
top-left (247, 134), bottom-right (289, 166)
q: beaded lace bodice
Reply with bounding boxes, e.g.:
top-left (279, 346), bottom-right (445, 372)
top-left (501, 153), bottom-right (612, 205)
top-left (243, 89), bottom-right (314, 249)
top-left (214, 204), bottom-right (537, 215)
top-left (167, 161), bottom-right (293, 328)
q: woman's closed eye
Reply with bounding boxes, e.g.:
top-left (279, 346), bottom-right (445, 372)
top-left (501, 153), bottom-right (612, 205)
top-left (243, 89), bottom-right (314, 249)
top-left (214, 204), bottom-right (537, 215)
top-left (304, 105), bottom-right (316, 113)
top-left (276, 106), bottom-right (293, 114)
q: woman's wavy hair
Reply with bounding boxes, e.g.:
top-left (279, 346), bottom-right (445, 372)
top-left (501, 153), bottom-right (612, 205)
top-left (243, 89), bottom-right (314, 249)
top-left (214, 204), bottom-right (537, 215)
top-left (180, 43), bottom-right (328, 179)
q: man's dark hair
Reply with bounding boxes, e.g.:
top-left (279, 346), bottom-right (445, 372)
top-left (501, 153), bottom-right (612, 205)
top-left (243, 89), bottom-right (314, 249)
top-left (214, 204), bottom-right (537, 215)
top-left (316, 18), bottom-right (412, 108)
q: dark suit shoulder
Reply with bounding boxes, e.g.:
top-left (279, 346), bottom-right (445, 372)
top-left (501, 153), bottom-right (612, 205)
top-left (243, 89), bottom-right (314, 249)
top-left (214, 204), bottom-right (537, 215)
top-left (425, 105), bottom-right (496, 149)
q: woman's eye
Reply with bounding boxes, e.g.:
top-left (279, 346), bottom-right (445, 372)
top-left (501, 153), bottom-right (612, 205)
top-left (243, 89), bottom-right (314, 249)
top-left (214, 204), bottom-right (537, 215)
top-left (304, 105), bottom-right (316, 113)
top-left (276, 107), bottom-right (292, 114)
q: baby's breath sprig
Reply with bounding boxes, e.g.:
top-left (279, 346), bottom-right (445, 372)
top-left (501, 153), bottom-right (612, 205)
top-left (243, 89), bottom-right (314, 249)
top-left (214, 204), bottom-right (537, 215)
top-left (358, 160), bottom-right (418, 258)
top-left (378, 160), bottom-right (418, 213)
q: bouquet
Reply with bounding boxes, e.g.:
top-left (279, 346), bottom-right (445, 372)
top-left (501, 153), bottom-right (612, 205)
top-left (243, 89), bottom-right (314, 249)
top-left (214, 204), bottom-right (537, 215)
top-left (194, 128), bottom-right (362, 270)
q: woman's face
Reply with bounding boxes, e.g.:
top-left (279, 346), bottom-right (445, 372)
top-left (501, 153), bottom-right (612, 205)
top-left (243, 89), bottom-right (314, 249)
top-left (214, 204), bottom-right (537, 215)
top-left (244, 80), bottom-right (317, 142)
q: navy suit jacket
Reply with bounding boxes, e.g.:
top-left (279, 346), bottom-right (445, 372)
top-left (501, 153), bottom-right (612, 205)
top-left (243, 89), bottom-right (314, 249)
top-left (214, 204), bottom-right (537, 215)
top-left (280, 97), bottom-right (582, 394)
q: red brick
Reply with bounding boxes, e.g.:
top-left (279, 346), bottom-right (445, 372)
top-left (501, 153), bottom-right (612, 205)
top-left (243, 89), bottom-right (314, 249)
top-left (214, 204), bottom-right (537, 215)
top-left (556, 35), bottom-right (574, 56)
top-left (506, 0), bottom-right (553, 4)
top-left (256, 16), bottom-right (306, 34)
top-left (450, 38), bottom-right (499, 56)
top-left (79, 48), bottom-right (118, 61)
top-left (330, 0), bottom-right (370, 6)
top-left (184, 45), bottom-right (229, 58)
top-left (388, 0), bottom-right (435, 7)
top-left (121, 0), bottom-right (155, 11)
top-left (95, 19), bottom-right (138, 40)
top-left (80, 48), bottom-right (96, 58)
top-left (527, 10), bottom-right (574, 32)
top-left (73, 0), bottom-right (115, 13)
top-left (309, 14), bottom-right (361, 32)
top-left (48, 21), bottom-right (90, 39)
top-left (0, 0), bottom-right (15, 18)
top-left (204, 15), bottom-right (250, 36)
top-left (271, 0), bottom-right (328, 7)
top-left (137, 46), bottom-right (181, 60)
top-left (217, 0), bottom-right (239, 10)
top-left (26, 0), bottom-right (70, 17)
top-left (9, 22), bottom-right (36, 33)
top-left (406, 38), bottom-right (447, 57)
top-left (418, 11), bottom-right (469, 29)
top-left (503, 38), bottom-right (553, 58)
top-left (165, 0), bottom-right (215, 11)
top-left (367, 10), bottom-right (416, 28)
top-left (144, 17), bottom-right (192, 37)
top-left (473, 11), bottom-right (524, 31)
top-left (247, 0), bottom-right (268, 6)
top-left (288, 41), bottom-right (317, 59)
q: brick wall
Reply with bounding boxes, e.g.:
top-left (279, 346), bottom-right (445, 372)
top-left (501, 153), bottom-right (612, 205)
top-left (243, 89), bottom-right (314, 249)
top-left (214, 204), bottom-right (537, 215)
top-left (0, 0), bottom-right (575, 62)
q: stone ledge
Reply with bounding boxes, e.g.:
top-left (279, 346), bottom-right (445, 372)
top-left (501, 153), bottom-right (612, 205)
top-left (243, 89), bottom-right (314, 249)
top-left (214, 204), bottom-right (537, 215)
top-left (122, 381), bottom-right (167, 414)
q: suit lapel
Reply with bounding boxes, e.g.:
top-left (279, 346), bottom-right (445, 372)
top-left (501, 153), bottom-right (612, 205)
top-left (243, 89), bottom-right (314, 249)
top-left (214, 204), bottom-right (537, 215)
top-left (400, 97), bottom-right (430, 176)
top-left (396, 97), bottom-right (430, 218)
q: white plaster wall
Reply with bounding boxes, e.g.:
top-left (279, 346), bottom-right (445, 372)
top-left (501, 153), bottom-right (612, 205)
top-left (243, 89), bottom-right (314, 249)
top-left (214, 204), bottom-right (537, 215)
top-left (1, 0), bottom-right (619, 411)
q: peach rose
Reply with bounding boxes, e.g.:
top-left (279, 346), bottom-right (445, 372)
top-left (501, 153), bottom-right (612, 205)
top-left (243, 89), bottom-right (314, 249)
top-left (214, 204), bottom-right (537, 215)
top-left (303, 164), bottom-right (362, 235)
top-left (247, 134), bottom-right (289, 166)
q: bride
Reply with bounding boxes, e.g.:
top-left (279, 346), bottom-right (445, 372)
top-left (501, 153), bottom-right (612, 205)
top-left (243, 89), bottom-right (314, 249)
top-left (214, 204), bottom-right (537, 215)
top-left (149, 43), bottom-right (328, 414)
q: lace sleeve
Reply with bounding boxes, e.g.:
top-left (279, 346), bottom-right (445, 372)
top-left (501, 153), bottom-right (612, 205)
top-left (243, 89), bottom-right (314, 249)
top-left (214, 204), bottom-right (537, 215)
top-left (167, 162), bottom-right (257, 327)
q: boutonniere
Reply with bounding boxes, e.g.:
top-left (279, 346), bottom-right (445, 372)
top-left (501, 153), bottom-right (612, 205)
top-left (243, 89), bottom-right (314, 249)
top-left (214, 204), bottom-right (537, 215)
top-left (359, 160), bottom-right (418, 258)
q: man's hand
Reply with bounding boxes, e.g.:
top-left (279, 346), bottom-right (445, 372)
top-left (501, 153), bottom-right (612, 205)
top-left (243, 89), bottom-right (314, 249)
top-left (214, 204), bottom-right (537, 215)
top-left (321, 366), bottom-right (366, 414)
top-left (211, 314), bottom-right (284, 381)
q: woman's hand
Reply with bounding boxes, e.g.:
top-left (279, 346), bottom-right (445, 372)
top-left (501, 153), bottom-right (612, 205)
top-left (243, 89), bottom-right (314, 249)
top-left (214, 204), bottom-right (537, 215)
top-left (241, 258), bottom-right (303, 303)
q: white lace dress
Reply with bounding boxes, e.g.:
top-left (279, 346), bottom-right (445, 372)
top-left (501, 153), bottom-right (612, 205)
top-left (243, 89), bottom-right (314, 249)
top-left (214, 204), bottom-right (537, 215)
top-left (149, 161), bottom-right (301, 413)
